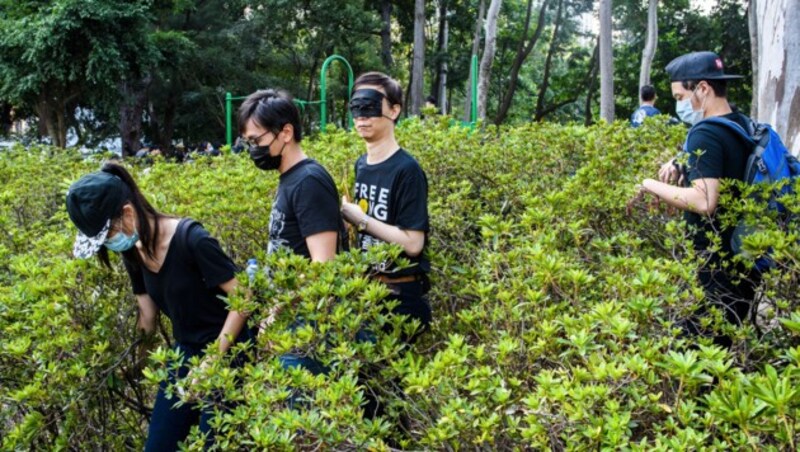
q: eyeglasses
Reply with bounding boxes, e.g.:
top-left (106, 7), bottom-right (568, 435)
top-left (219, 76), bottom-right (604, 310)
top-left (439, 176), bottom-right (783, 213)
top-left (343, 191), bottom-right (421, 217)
top-left (241, 130), bottom-right (271, 148)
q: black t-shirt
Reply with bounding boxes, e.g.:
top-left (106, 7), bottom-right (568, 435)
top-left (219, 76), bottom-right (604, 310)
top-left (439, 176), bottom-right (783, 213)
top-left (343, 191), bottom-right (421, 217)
top-left (684, 111), bottom-right (752, 254)
top-left (354, 148), bottom-right (430, 275)
top-left (268, 159), bottom-right (343, 258)
top-left (125, 219), bottom-right (238, 347)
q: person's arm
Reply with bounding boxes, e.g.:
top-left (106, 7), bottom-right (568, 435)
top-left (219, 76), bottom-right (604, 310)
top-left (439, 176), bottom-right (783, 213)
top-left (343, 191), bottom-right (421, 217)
top-left (341, 197), bottom-right (426, 257)
top-left (640, 176), bottom-right (720, 216)
top-left (215, 277), bottom-right (249, 353)
top-left (306, 231), bottom-right (338, 262)
top-left (135, 294), bottom-right (159, 334)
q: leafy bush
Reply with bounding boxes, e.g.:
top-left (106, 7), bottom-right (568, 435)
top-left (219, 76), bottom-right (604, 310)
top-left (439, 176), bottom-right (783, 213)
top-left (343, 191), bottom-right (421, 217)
top-left (2, 118), bottom-right (800, 450)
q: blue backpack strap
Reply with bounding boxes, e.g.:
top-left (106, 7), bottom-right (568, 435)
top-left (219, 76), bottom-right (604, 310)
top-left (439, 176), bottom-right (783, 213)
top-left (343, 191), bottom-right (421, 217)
top-left (683, 116), bottom-right (756, 155)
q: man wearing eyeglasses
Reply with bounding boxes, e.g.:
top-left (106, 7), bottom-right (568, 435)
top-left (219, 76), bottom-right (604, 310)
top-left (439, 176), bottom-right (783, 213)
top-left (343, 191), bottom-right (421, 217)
top-left (238, 89), bottom-right (344, 262)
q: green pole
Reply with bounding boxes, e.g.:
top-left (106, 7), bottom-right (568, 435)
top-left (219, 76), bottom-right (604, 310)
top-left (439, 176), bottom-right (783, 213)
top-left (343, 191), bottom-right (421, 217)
top-left (225, 92), bottom-right (233, 147)
top-left (471, 54), bottom-right (478, 128)
top-left (320, 54), bottom-right (355, 134)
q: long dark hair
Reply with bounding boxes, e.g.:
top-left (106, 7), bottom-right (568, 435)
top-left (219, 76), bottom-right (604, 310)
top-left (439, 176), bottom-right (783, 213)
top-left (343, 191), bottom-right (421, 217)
top-left (97, 163), bottom-right (167, 268)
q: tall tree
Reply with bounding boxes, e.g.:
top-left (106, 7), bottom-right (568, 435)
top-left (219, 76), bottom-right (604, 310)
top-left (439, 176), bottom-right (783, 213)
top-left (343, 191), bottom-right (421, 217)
top-left (752, 0), bottom-right (800, 154)
top-left (494, 0), bottom-right (550, 125)
top-left (638, 0), bottom-right (657, 88)
top-left (478, 0), bottom-right (502, 120)
top-left (0, 0), bottom-right (155, 148)
top-left (598, 0), bottom-right (615, 122)
top-left (748, 0), bottom-right (758, 119)
top-left (410, 0), bottom-right (426, 115)
top-left (433, 1), bottom-right (450, 113)
top-left (534, 0), bottom-right (565, 120)
top-left (464, 0), bottom-right (486, 121)
top-left (381, 0), bottom-right (394, 70)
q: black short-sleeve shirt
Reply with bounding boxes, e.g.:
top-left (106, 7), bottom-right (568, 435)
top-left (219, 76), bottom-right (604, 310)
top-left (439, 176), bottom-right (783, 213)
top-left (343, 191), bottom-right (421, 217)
top-left (268, 159), bottom-right (342, 258)
top-left (353, 149), bottom-right (430, 275)
top-left (683, 111), bottom-right (752, 254)
top-left (125, 219), bottom-right (237, 347)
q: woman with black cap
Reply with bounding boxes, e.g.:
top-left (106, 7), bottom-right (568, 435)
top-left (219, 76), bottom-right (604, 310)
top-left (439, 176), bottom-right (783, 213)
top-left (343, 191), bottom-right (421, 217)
top-left (65, 162), bottom-right (251, 450)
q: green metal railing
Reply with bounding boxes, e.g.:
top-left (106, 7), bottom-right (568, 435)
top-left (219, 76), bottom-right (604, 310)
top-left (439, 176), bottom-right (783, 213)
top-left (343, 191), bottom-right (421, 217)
top-left (225, 54), bottom-right (355, 146)
top-left (225, 53), bottom-right (478, 145)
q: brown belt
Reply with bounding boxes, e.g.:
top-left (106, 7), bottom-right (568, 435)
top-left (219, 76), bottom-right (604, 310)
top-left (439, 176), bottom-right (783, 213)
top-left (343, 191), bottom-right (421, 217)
top-left (373, 274), bottom-right (420, 285)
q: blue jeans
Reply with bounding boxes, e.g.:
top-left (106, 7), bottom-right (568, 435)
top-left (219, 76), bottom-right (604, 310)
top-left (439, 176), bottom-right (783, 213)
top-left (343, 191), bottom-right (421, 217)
top-left (145, 328), bottom-right (255, 451)
top-left (144, 342), bottom-right (210, 452)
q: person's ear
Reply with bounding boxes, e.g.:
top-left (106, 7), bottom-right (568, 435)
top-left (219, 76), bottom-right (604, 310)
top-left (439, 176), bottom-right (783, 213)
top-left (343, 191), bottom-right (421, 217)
top-left (280, 124), bottom-right (294, 142)
top-left (389, 103), bottom-right (401, 121)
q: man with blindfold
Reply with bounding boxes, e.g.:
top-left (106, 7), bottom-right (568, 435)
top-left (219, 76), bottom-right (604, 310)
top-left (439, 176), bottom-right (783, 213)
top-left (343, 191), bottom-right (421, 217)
top-left (238, 89), bottom-right (344, 262)
top-left (341, 72), bottom-right (432, 343)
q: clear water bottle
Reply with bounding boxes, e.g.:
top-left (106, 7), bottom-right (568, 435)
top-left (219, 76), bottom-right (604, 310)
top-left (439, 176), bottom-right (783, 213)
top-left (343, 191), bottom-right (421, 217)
top-left (245, 258), bottom-right (258, 284)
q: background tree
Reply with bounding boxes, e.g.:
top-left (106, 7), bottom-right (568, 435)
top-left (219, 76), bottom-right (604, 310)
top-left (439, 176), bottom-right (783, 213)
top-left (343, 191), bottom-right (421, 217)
top-left (0, 0), bottom-right (155, 148)
top-left (751, 0), bottom-right (800, 154)
top-left (464, 0), bottom-right (486, 122)
top-left (478, 0), bottom-right (502, 120)
top-left (410, 0), bottom-right (426, 115)
top-left (639, 0), bottom-right (658, 88)
top-left (599, 0), bottom-right (615, 122)
top-left (493, 0), bottom-right (550, 125)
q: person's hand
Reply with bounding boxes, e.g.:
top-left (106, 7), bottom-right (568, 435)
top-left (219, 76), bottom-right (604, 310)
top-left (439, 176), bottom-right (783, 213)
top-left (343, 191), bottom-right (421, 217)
top-left (626, 183), bottom-right (651, 216)
top-left (658, 159), bottom-right (685, 185)
top-left (182, 356), bottom-right (214, 401)
top-left (341, 195), bottom-right (365, 225)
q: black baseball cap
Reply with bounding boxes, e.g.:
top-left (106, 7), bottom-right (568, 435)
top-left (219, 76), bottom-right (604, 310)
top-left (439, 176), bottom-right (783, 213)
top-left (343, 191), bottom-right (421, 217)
top-left (65, 171), bottom-right (129, 258)
top-left (665, 51), bottom-right (743, 82)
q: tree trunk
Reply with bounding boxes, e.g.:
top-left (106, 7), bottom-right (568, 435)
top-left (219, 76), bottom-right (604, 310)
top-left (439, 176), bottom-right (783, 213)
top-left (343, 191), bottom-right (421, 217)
top-left (36, 92), bottom-right (68, 148)
top-left (381, 0), bottom-right (394, 70)
top-left (755, 0), bottom-right (800, 154)
top-left (464, 0), bottom-right (486, 122)
top-left (410, 0), bottom-right (426, 116)
top-left (534, 0), bottom-right (564, 121)
top-left (748, 0), bottom-right (759, 119)
top-left (585, 38), bottom-right (600, 125)
top-left (119, 76), bottom-right (151, 158)
top-left (478, 0), bottom-right (503, 120)
top-left (599, 0), bottom-right (615, 122)
top-left (494, 0), bottom-right (550, 125)
top-left (435, 0), bottom-right (450, 113)
top-left (54, 103), bottom-right (67, 148)
top-left (638, 0), bottom-right (658, 88)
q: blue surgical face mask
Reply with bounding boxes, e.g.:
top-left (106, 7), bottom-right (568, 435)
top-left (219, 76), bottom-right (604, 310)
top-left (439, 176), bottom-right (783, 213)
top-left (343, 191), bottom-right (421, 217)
top-left (676, 87), bottom-right (705, 125)
top-left (105, 229), bottom-right (139, 252)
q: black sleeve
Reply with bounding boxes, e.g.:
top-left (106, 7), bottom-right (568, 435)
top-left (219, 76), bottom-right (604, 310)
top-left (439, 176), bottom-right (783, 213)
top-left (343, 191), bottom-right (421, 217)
top-left (123, 259), bottom-right (147, 295)
top-left (293, 174), bottom-right (341, 238)
top-left (686, 126), bottom-right (725, 182)
top-left (393, 164), bottom-right (429, 232)
top-left (186, 223), bottom-right (238, 289)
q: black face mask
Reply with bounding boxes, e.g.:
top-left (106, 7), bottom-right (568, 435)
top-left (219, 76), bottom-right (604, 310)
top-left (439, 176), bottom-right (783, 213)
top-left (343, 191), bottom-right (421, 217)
top-left (349, 89), bottom-right (390, 119)
top-left (249, 137), bottom-right (286, 171)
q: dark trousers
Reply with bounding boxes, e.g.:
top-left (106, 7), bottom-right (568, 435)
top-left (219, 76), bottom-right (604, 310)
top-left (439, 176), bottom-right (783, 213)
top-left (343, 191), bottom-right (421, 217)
top-left (144, 342), bottom-right (210, 452)
top-left (145, 328), bottom-right (255, 451)
top-left (682, 262), bottom-right (761, 348)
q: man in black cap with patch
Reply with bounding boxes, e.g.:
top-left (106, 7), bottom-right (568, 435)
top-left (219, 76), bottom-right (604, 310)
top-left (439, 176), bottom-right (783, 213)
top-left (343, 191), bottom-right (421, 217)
top-left (631, 51), bottom-right (760, 346)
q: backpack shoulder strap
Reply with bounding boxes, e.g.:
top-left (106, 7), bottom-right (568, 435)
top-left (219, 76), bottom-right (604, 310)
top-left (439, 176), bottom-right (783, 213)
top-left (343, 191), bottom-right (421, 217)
top-left (692, 116), bottom-right (754, 142)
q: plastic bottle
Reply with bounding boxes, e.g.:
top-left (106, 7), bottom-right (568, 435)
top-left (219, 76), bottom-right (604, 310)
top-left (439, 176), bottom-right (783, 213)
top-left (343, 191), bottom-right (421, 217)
top-left (246, 258), bottom-right (258, 284)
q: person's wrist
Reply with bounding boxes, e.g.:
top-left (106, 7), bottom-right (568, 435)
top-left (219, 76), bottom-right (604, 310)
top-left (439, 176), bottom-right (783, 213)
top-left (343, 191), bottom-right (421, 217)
top-left (357, 215), bottom-right (369, 232)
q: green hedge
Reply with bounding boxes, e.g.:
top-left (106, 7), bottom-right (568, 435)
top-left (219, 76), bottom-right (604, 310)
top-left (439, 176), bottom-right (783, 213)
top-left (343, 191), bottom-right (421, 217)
top-left (2, 117), bottom-right (800, 450)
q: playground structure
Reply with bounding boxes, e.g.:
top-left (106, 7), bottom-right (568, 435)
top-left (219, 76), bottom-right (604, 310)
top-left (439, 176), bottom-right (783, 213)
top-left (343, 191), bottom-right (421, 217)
top-left (225, 54), bottom-right (479, 147)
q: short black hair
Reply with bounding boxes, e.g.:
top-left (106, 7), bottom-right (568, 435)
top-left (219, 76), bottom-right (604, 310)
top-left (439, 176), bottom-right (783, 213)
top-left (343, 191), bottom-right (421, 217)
top-left (426, 95), bottom-right (437, 104)
top-left (238, 89), bottom-right (302, 142)
top-left (681, 79), bottom-right (728, 98)
top-left (354, 72), bottom-right (403, 114)
top-left (640, 85), bottom-right (656, 102)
